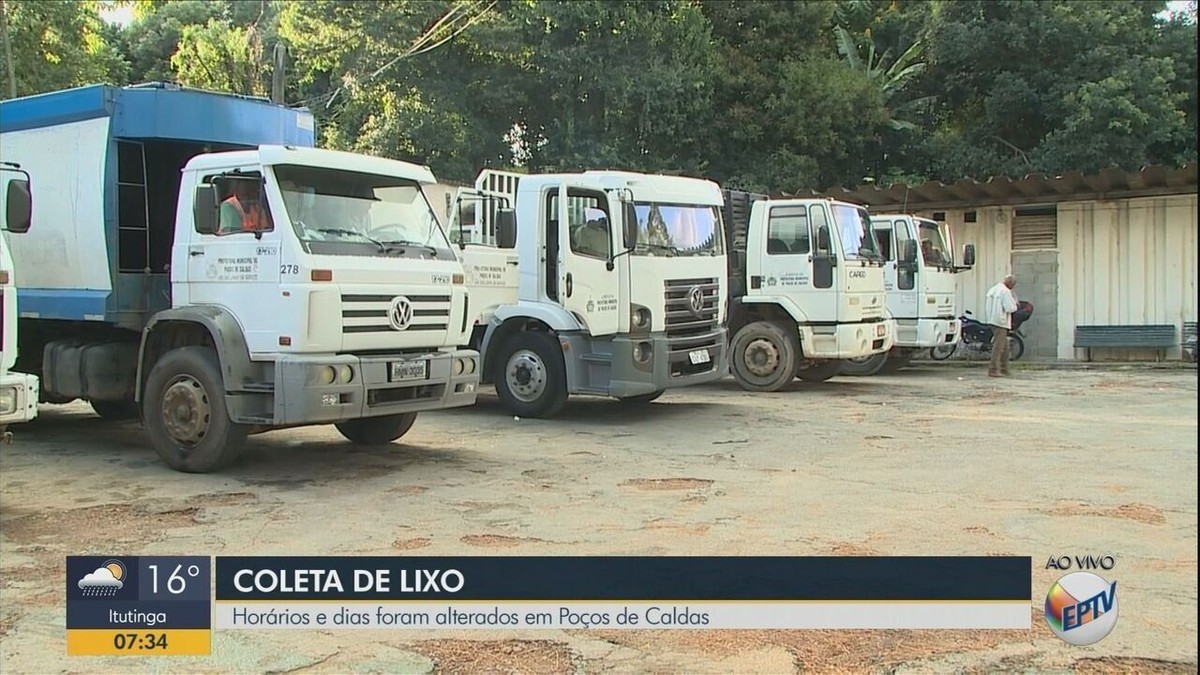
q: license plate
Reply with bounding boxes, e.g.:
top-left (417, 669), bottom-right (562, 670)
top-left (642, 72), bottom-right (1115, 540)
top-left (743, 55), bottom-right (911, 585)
top-left (391, 359), bottom-right (428, 382)
top-left (688, 349), bottom-right (711, 365)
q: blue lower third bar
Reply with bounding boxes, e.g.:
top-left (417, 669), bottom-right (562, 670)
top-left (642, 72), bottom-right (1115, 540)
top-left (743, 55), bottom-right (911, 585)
top-left (215, 556), bottom-right (1032, 602)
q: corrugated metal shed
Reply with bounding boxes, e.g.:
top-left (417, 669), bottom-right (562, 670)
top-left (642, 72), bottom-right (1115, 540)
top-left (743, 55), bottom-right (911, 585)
top-left (796, 163), bottom-right (1198, 210)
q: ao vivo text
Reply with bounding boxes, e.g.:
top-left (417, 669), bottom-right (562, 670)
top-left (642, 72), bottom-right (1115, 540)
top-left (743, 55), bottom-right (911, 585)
top-left (233, 569), bottom-right (463, 593)
top-left (1044, 555), bottom-right (1116, 571)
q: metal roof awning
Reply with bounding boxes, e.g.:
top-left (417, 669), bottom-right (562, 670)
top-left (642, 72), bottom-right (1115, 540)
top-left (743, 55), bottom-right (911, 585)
top-left (791, 163), bottom-right (1198, 211)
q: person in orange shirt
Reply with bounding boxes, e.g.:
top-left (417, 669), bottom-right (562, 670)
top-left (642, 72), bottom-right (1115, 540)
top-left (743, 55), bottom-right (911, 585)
top-left (218, 179), bottom-right (269, 234)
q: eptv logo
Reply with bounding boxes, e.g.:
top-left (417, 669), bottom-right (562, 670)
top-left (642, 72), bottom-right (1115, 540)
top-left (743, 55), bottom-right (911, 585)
top-left (1044, 571), bottom-right (1119, 646)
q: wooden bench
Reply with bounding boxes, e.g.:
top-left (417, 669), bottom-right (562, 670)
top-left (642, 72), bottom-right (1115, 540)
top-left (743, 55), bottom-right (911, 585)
top-left (1074, 324), bottom-right (1177, 362)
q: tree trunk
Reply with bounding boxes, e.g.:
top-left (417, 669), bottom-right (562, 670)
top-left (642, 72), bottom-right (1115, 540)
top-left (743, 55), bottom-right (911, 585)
top-left (0, 0), bottom-right (17, 99)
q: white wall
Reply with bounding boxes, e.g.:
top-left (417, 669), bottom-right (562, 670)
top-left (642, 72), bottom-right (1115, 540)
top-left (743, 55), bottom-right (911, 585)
top-left (923, 193), bottom-right (1199, 360)
top-left (1057, 194), bottom-right (1198, 360)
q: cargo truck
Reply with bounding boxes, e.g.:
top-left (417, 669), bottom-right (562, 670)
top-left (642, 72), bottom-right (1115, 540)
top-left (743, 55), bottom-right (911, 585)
top-left (449, 169), bottom-right (729, 417)
top-left (0, 83), bottom-right (480, 472)
top-left (840, 213), bottom-right (975, 375)
top-left (720, 190), bottom-right (892, 391)
top-left (1, 162), bottom-right (38, 440)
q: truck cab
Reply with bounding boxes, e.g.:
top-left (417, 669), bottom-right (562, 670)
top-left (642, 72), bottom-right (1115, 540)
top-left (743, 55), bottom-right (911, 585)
top-left (841, 213), bottom-right (975, 375)
top-left (451, 169), bottom-right (730, 417)
top-left (722, 190), bottom-right (892, 391)
top-left (0, 163), bottom-right (38, 438)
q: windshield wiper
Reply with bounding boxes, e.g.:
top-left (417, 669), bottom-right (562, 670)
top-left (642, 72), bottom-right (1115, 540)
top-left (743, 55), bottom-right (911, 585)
top-left (314, 228), bottom-right (387, 252)
top-left (380, 239), bottom-right (439, 257)
top-left (638, 242), bottom-right (679, 256)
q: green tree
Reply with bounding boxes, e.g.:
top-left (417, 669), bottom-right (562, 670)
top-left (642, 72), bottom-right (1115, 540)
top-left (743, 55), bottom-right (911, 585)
top-left (0, 0), bottom-right (127, 99)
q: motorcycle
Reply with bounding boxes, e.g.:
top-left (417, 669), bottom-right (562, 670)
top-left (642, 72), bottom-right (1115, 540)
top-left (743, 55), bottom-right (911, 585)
top-left (930, 300), bottom-right (1033, 362)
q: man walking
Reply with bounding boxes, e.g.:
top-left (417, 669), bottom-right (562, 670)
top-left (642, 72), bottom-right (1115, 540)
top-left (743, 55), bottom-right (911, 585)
top-left (985, 274), bottom-right (1018, 377)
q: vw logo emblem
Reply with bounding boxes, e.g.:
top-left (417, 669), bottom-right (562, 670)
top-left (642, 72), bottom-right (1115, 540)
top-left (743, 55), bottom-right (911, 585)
top-left (687, 286), bottom-right (705, 317)
top-left (388, 296), bottom-right (414, 331)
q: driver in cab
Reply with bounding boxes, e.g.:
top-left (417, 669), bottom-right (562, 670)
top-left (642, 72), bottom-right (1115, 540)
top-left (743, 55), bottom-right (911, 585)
top-left (218, 178), bottom-right (270, 235)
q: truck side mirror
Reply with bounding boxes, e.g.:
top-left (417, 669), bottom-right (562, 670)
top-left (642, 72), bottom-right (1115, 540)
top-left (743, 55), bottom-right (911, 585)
top-left (193, 184), bottom-right (219, 235)
top-left (901, 239), bottom-right (918, 264)
top-left (962, 243), bottom-right (976, 267)
top-left (495, 208), bottom-right (517, 249)
top-left (4, 178), bottom-right (32, 234)
top-left (623, 211), bottom-right (638, 250)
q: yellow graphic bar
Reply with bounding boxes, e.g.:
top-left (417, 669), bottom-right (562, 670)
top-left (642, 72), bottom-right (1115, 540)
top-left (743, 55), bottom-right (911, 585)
top-left (66, 629), bottom-right (211, 656)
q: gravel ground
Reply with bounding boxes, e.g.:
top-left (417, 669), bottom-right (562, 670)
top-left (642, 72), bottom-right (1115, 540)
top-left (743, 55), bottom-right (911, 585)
top-left (1, 365), bottom-right (1196, 673)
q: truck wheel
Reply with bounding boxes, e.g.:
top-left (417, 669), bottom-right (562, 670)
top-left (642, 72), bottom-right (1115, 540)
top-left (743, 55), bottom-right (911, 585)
top-left (730, 321), bottom-right (798, 392)
top-left (795, 359), bottom-right (841, 383)
top-left (494, 331), bottom-right (568, 418)
top-left (618, 390), bottom-right (664, 404)
top-left (839, 352), bottom-right (888, 376)
top-left (90, 399), bottom-right (140, 420)
top-left (878, 350), bottom-right (913, 373)
top-left (142, 346), bottom-right (247, 473)
top-left (335, 413), bottom-right (418, 445)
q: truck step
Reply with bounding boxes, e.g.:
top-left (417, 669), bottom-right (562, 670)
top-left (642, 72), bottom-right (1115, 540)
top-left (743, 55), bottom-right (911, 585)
top-left (238, 415), bottom-right (273, 425)
top-left (579, 353), bottom-right (612, 364)
top-left (241, 382), bottom-right (275, 393)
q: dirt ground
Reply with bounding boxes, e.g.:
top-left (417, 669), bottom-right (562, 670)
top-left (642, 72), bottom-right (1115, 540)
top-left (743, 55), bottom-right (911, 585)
top-left (1, 365), bottom-right (1196, 673)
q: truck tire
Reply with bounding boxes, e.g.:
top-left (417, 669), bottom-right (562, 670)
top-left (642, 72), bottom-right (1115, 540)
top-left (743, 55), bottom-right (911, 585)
top-left (795, 359), bottom-right (841, 383)
top-left (335, 413), bottom-right (418, 445)
top-left (142, 346), bottom-right (247, 473)
top-left (730, 321), bottom-right (798, 392)
top-left (839, 352), bottom-right (888, 376)
top-left (90, 399), bottom-right (140, 421)
top-left (878, 349), bottom-right (914, 373)
top-left (618, 390), bottom-right (664, 404)
top-left (493, 331), bottom-right (568, 418)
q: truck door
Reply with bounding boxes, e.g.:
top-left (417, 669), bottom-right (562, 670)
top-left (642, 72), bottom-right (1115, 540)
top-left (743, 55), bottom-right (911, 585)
top-left (893, 218), bottom-right (918, 319)
top-left (184, 169), bottom-right (282, 353)
top-left (753, 203), bottom-right (835, 320)
top-left (556, 184), bottom-right (619, 336)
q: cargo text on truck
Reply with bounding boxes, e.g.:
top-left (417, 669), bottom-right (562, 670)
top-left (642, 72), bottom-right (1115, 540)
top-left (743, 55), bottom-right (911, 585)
top-left (0, 83), bottom-right (481, 472)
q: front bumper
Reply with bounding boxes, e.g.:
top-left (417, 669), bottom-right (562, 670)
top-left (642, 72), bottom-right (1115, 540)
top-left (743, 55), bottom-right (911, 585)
top-left (0, 373), bottom-right (39, 426)
top-left (606, 328), bottom-right (729, 398)
top-left (892, 317), bottom-right (960, 349)
top-left (272, 349), bottom-right (480, 425)
top-left (799, 320), bottom-right (893, 360)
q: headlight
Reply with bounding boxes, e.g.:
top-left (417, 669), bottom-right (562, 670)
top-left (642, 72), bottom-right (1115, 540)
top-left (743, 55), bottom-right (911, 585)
top-left (632, 307), bottom-right (651, 329)
top-left (453, 358), bottom-right (465, 376)
top-left (339, 365), bottom-right (354, 383)
top-left (634, 341), bottom-right (652, 363)
top-left (0, 387), bottom-right (17, 415)
top-left (465, 357), bottom-right (476, 375)
top-left (319, 366), bottom-right (336, 385)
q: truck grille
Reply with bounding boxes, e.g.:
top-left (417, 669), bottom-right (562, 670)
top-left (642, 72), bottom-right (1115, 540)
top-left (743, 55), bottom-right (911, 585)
top-left (664, 278), bottom-right (722, 375)
top-left (341, 294), bottom-right (451, 334)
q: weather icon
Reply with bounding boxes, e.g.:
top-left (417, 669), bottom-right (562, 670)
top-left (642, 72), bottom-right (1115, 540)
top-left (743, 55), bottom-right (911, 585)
top-left (77, 559), bottom-right (126, 597)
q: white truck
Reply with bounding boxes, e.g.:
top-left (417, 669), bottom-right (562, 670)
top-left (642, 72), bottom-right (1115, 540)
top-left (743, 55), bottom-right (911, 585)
top-left (0, 162), bottom-right (39, 440)
top-left (840, 213), bottom-right (975, 375)
top-left (449, 169), bottom-right (730, 417)
top-left (720, 190), bottom-right (893, 391)
top-left (0, 83), bottom-right (479, 472)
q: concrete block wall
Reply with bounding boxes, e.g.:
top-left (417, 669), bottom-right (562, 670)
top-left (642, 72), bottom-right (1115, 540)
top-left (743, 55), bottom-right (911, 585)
top-left (1011, 250), bottom-right (1059, 359)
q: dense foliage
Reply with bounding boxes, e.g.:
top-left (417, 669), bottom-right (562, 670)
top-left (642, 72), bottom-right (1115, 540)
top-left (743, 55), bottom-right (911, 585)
top-left (1, 0), bottom-right (1195, 190)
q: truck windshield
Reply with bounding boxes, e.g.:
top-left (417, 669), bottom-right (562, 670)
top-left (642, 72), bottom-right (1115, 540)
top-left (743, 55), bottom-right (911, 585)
top-left (831, 204), bottom-right (880, 260)
top-left (272, 164), bottom-right (453, 258)
top-left (630, 202), bottom-right (724, 256)
top-left (917, 219), bottom-right (952, 267)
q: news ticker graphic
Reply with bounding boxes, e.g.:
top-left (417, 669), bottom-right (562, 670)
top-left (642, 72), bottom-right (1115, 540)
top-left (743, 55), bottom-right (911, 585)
top-left (65, 556), bottom-right (211, 655)
top-left (212, 556), bottom-right (1033, 630)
